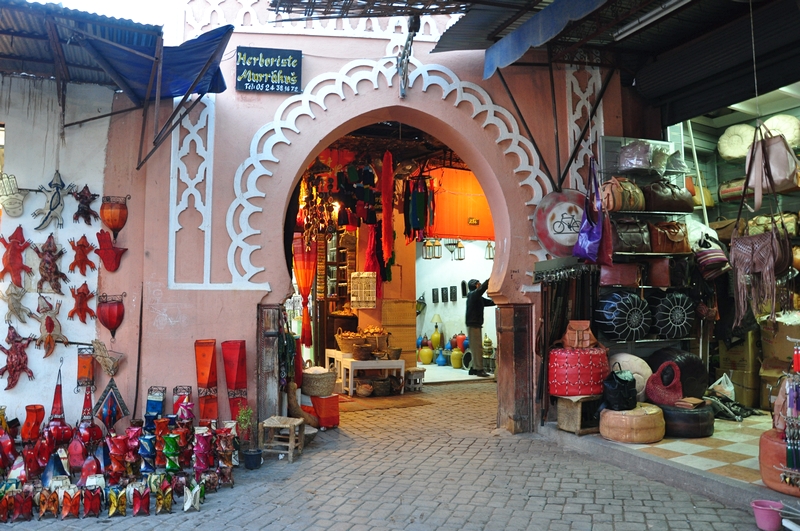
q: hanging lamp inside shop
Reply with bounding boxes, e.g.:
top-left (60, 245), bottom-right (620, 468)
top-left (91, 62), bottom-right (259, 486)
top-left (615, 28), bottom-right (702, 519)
top-left (455, 240), bottom-right (465, 261)
top-left (415, 293), bottom-right (426, 316)
top-left (422, 239), bottom-right (434, 260)
top-left (485, 241), bottom-right (495, 260)
top-left (432, 239), bottom-right (442, 259)
top-left (444, 239), bottom-right (457, 260)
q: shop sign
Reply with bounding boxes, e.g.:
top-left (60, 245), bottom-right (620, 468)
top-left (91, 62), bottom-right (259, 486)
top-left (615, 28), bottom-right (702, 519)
top-left (235, 47), bottom-right (302, 94)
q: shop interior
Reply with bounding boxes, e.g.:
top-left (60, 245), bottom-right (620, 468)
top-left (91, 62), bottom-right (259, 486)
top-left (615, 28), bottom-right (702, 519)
top-left (549, 81), bottom-right (800, 492)
top-left (285, 121), bottom-right (498, 394)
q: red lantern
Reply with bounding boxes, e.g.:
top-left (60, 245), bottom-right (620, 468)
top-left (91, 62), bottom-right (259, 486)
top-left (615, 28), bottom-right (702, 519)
top-left (99, 195), bottom-right (130, 242)
top-left (97, 293), bottom-right (125, 340)
top-left (77, 386), bottom-right (104, 446)
top-left (46, 361), bottom-right (73, 446)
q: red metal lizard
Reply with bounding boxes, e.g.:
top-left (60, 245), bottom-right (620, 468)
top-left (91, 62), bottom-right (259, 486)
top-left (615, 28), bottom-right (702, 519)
top-left (68, 235), bottom-right (96, 276)
top-left (31, 233), bottom-right (68, 295)
top-left (68, 282), bottom-right (96, 324)
top-left (0, 226), bottom-right (33, 288)
top-left (0, 325), bottom-right (35, 390)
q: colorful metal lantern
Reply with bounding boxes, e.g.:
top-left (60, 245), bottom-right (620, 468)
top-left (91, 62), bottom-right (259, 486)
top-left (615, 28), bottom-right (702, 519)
top-left (76, 347), bottom-right (94, 390)
top-left (99, 195), bottom-right (130, 241)
top-left (77, 386), bottom-right (104, 446)
top-left (96, 293), bottom-right (125, 340)
top-left (221, 340), bottom-right (247, 420)
top-left (45, 360), bottom-right (73, 446)
top-left (93, 378), bottom-right (130, 433)
top-left (194, 339), bottom-right (218, 422)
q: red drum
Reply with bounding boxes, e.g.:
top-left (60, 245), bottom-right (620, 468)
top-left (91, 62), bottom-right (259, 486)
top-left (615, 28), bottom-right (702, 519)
top-left (548, 347), bottom-right (609, 396)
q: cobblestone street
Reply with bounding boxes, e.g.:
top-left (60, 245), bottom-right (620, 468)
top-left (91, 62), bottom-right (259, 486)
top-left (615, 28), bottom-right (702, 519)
top-left (19, 381), bottom-right (760, 530)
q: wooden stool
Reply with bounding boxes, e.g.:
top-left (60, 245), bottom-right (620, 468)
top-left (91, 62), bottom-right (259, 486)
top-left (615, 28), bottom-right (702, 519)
top-left (258, 416), bottom-right (305, 463)
top-left (405, 367), bottom-right (425, 392)
top-left (555, 395), bottom-right (602, 435)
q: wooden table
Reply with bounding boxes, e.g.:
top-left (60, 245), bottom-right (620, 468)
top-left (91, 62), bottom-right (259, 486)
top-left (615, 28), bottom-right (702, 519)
top-left (325, 348), bottom-right (352, 381)
top-left (340, 358), bottom-right (405, 396)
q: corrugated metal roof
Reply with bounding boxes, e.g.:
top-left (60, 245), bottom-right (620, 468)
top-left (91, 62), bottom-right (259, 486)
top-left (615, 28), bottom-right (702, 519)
top-left (0, 0), bottom-right (161, 87)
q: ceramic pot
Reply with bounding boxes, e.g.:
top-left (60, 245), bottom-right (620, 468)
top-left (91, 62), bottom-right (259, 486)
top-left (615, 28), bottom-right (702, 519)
top-left (419, 346), bottom-right (434, 365)
top-left (435, 350), bottom-right (446, 366)
top-left (431, 328), bottom-right (441, 350)
top-left (451, 348), bottom-right (464, 369)
top-left (456, 332), bottom-right (466, 351)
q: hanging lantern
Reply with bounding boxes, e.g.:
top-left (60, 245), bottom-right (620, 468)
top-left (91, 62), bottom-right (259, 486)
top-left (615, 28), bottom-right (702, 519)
top-left (99, 195), bottom-right (130, 242)
top-left (433, 239), bottom-right (443, 259)
top-left (422, 240), bottom-right (434, 260)
top-left (77, 386), bottom-right (104, 446)
top-left (455, 240), bottom-right (465, 261)
top-left (76, 347), bottom-right (95, 391)
top-left (46, 358), bottom-right (74, 446)
top-left (485, 241), bottom-right (495, 260)
top-left (97, 293), bottom-right (125, 340)
top-left (93, 378), bottom-right (130, 433)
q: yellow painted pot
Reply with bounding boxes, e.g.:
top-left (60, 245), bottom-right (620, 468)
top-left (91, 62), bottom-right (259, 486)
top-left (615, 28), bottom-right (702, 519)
top-left (450, 347), bottom-right (463, 369)
top-left (419, 346), bottom-right (434, 365)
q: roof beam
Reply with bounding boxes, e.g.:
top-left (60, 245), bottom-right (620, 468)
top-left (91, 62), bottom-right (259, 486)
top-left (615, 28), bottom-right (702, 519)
top-left (45, 17), bottom-right (69, 83)
top-left (487, 0), bottom-right (542, 41)
top-left (0, 53), bottom-right (107, 74)
top-left (78, 37), bottom-right (142, 107)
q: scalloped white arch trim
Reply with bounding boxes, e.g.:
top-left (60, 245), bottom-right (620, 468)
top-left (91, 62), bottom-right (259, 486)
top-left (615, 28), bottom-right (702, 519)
top-left (225, 57), bottom-right (552, 289)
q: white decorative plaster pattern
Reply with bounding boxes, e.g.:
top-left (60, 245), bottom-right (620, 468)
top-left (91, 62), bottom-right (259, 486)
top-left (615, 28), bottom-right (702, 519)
top-left (227, 41), bottom-right (551, 291)
top-left (565, 64), bottom-right (604, 192)
top-left (184, 0), bottom-right (459, 42)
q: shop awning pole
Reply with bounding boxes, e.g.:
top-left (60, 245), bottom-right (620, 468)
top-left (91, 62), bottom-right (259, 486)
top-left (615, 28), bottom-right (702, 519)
top-left (686, 120), bottom-right (709, 226)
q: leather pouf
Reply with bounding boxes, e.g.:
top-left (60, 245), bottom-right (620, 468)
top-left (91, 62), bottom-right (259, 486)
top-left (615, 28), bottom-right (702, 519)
top-left (599, 403), bottom-right (665, 444)
top-left (595, 291), bottom-right (652, 342)
top-left (646, 292), bottom-right (695, 339)
top-left (660, 404), bottom-right (715, 438)
top-left (608, 353), bottom-right (652, 402)
top-left (759, 429), bottom-right (800, 497)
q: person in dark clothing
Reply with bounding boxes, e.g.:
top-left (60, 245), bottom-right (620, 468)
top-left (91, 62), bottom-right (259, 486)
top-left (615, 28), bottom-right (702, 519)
top-left (466, 279), bottom-right (495, 377)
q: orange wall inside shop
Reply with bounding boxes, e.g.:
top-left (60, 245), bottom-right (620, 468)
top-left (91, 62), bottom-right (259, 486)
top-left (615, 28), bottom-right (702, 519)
top-left (428, 168), bottom-right (493, 241)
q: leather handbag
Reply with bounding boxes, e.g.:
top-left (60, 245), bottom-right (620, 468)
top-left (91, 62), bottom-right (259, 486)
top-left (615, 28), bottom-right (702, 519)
top-left (640, 180), bottom-right (694, 212)
top-left (644, 258), bottom-right (670, 287)
top-left (708, 217), bottom-right (740, 243)
top-left (648, 221), bottom-right (690, 254)
top-left (748, 212), bottom-right (798, 237)
top-left (561, 320), bottom-right (599, 349)
top-left (610, 218), bottom-right (651, 253)
top-left (645, 361), bottom-right (683, 407)
top-left (718, 178), bottom-right (754, 203)
top-left (574, 159), bottom-right (604, 262)
top-left (601, 177), bottom-right (645, 212)
top-left (600, 263), bottom-right (642, 287)
top-left (747, 122), bottom-right (800, 210)
top-left (602, 362), bottom-right (637, 412)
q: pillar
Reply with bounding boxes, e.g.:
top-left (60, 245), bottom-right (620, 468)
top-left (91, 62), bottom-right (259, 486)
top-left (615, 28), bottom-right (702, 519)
top-left (495, 303), bottom-right (539, 433)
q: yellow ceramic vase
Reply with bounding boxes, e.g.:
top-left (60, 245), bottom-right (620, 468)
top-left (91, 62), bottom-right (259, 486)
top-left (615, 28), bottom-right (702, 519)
top-left (431, 327), bottom-right (441, 350)
top-left (419, 346), bottom-right (434, 365)
top-left (450, 347), bottom-right (463, 369)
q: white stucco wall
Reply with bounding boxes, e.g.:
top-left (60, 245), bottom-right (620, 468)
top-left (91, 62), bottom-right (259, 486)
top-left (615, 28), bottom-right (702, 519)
top-left (0, 75), bottom-right (114, 423)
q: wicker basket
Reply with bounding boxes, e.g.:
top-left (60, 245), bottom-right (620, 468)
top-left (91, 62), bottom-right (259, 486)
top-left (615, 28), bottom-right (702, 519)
top-left (301, 370), bottom-right (337, 397)
top-left (372, 378), bottom-right (391, 397)
top-left (352, 344), bottom-right (374, 361)
top-left (363, 334), bottom-right (390, 351)
top-left (335, 328), bottom-right (365, 353)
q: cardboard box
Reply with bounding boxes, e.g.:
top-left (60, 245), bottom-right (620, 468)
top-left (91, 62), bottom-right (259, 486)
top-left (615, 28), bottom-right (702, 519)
top-left (760, 319), bottom-right (800, 363)
top-left (715, 368), bottom-right (760, 408)
top-left (719, 330), bottom-right (761, 371)
top-left (760, 358), bottom-right (789, 411)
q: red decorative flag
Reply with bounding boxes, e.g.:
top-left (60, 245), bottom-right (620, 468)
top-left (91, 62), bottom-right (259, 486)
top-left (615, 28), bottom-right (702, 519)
top-left (381, 150), bottom-right (394, 267)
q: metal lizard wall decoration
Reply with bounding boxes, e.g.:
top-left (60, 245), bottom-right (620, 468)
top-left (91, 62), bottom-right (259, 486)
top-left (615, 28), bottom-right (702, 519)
top-left (31, 171), bottom-right (75, 231)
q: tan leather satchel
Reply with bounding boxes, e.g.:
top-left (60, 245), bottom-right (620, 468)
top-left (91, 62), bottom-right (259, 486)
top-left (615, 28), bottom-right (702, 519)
top-left (561, 320), bottom-right (599, 348)
top-left (601, 177), bottom-right (645, 212)
top-left (648, 221), bottom-right (690, 254)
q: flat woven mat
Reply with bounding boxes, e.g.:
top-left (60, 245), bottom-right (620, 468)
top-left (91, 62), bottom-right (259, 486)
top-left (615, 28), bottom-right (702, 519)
top-left (338, 394), bottom-right (432, 412)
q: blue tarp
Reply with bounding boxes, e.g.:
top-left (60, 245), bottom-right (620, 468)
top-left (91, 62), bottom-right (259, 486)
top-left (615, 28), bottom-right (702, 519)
top-left (483, 0), bottom-right (607, 79)
top-left (88, 25), bottom-right (234, 101)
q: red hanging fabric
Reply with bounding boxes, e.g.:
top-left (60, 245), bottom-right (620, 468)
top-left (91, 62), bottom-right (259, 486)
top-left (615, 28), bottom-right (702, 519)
top-left (364, 224), bottom-right (382, 300)
top-left (292, 234), bottom-right (318, 348)
top-left (381, 150), bottom-right (394, 266)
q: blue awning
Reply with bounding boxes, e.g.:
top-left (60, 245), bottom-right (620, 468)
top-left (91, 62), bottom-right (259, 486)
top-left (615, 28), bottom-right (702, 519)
top-left (483, 0), bottom-right (607, 79)
top-left (80, 24), bottom-right (234, 105)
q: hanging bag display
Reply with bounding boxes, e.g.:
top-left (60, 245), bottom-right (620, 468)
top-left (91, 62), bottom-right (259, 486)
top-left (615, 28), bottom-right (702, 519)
top-left (730, 125), bottom-right (792, 327)
top-left (746, 122), bottom-right (800, 210)
top-left (573, 159), bottom-right (604, 262)
top-left (600, 177), bottom-right (645, 212)
top-left (602, 362), bottom-right (637, 412)
top-left (648, 221), bottom-right (690, 254)
top-left (610, 218), bottom-right (651, 253)
top-left (645, 361), bottom-right (683, 407)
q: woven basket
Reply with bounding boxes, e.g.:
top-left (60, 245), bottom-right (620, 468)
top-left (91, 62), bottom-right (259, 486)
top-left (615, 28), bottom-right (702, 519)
top-left (352, 344), bottom-right (374, 361)
top-left (363, 334), bottom-right (389, 351)
top-left (372, 378), bottom-right (391, 397)
top-left (301, 371), bottom-right (336, 397)
top-left (335, 328), bottom-right (365, 353)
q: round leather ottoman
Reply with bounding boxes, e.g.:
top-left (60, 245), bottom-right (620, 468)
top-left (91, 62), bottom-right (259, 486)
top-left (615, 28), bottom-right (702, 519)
top-left (759, 428), bottom-right (800, 497)
top-left (599, 403), bottom-right (665, 444)
top-left (660, 404), bottom-right (715, 438)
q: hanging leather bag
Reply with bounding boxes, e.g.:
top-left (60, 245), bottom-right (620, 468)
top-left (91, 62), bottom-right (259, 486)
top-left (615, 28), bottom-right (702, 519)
top-left (645, 361), bottom-right (683, 407)
top-left (648, 221), bottom-right (690, 254)
top-left (708, 217), bottom-right (740, 243)
top-left (746, 122), bottom-right (800, 210)
top-left (601, 177), bottom-right (645, 212)
top-left (600, 263), bottom-right (642, 287)
top-left (640, 180), bottom-right (694, 212)
top-left (729, 125), bottom-right (793, 328)
top-left (561, 320), bottom-right (599, 349)
top-left (610, 218), bottom-right (651, 253)
top-left (718, 178), bottom-right (754, 203)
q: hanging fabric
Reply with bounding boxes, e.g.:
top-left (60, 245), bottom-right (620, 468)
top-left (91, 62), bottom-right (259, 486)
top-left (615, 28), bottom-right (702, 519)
top-left (292, 234), bottom-right (317, 348)
top-left (381, 151), bottom-right (394, 267)
top-left (364, 225), bottom-right (382, 299)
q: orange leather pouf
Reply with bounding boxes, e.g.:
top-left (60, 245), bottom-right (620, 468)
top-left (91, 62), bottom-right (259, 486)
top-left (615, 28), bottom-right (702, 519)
top-left (759, 428), bottom-right (800, 497)
top-left (599, 403), bottom-right (665, 444)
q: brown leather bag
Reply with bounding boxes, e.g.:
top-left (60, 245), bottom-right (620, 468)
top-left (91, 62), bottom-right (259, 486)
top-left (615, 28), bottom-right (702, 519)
top-left (600, 263), bottom-right (642, 287)
top-left (561, 321), bottom-right (599, 348)
top-left (718, 178), bottom-right (754, 203)
top-left (610, 218), bottom-right (651, 253)
top-left (640, 180), bottom-right (694, 212)
top-left (645, 258), bottom-right (670, 287)
top-left (648, 221), bottom-right (690, 254)
top-left (601, 177), bottom-right (645, 212)
top-left (708, 218), bottom-right (740, 243)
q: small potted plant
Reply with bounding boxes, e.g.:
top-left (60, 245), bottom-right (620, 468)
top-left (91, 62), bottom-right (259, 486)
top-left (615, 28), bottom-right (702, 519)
top-left (236, 405), bottom-right (261, 470)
